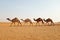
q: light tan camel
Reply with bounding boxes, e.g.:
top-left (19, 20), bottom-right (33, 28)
top-left (6, 17), bottom-right (21, 26)
top-left (21, 18), bottom-right (33, 25)
top-left (43, 18), bottom-right (54, 25)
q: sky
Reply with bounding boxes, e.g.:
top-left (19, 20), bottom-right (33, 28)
top-left (0, 0), bottom-right (60, 22)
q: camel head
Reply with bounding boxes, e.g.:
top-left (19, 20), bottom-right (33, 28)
top-left (6, 18), bottom-right (11, 21)
top-left (33, 18), bottom-right (36, 21)
top-left (20, 19), bottom-right (24, 21)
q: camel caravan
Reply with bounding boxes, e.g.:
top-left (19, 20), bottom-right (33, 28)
top-left (6, 17), bottom-right (54, 26)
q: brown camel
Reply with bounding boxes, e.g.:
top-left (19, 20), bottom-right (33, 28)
top-left (6, 17), bottom-right (21, 26)
top-left (33, 18), bottom-right (44, 25)
top-left (21, 18), bottom-right (32, 24)
top-left (43, 18), bottom-right (54, 25)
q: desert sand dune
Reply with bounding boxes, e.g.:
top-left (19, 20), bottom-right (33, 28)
top-left (0, 22), bottom-right (60, 40)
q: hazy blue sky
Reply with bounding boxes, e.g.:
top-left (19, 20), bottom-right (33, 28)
top-left (0, 0), bottom-right (60, 22)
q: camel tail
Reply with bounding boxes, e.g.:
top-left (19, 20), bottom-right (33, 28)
top-left (42, 21), bottom-right (44, 24)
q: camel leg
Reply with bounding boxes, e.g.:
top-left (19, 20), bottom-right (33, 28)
top-left (47, 22), bottom-right (52, 26)
top-left (19, 22), bottom-right (22, 26)
top-left (24, 22), bottom-right (27, 26)
top-left (42, 21), bottom-right (44, 26)
top-left (36, 22), bottom-right (38, 26)
top-left (17, 22), bottom-right (22, 26)
top-left (36, 22), bottom-right (37, 26)
top-left (10, 22), bottom-right (13, 27)
top-left (30, 22), bottom-right (33, 26)
top-left (14, 22), bottom-right (15, 27)
top-left (51, 22), bottom-right (54, 26)
top-left (53, 23), bottom-right (55, 26)
top-left (17, 22), bottom-right (19, 26)
top-left (42, 21), bottom-right (44, 24)
top-left (45, 22), bottom-right (49, 26)
top-left (46, 22), bottom-right (49, 26)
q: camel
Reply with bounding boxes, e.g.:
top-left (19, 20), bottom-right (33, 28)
top-left (6, 17), bottom-right (21, 26)
top-left (43, 18), bottom-right (54, 25)
top-left (33, 18), bottom-right (44, 25)
top-left (21, 18), bottom-right (33, 25)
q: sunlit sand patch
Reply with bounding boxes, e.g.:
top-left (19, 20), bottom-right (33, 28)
top-left (0, 22), bottom-right (60, 40)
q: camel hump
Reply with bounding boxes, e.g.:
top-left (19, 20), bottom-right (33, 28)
top-left (47, 18), bottom-right (52, 20)
top-left (48, 18), bottom-right (51, 19)
top-left (37, 18), bottom-right (42, 20)
top-left (26, 18), bottom-right (30, 20)
top-left (14, 17), bottom-right (18, 19)
top-left (14, 17), bottom-right (19, 20)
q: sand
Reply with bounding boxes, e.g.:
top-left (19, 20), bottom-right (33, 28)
top-left (0, 22), bottom-right (60, 40)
